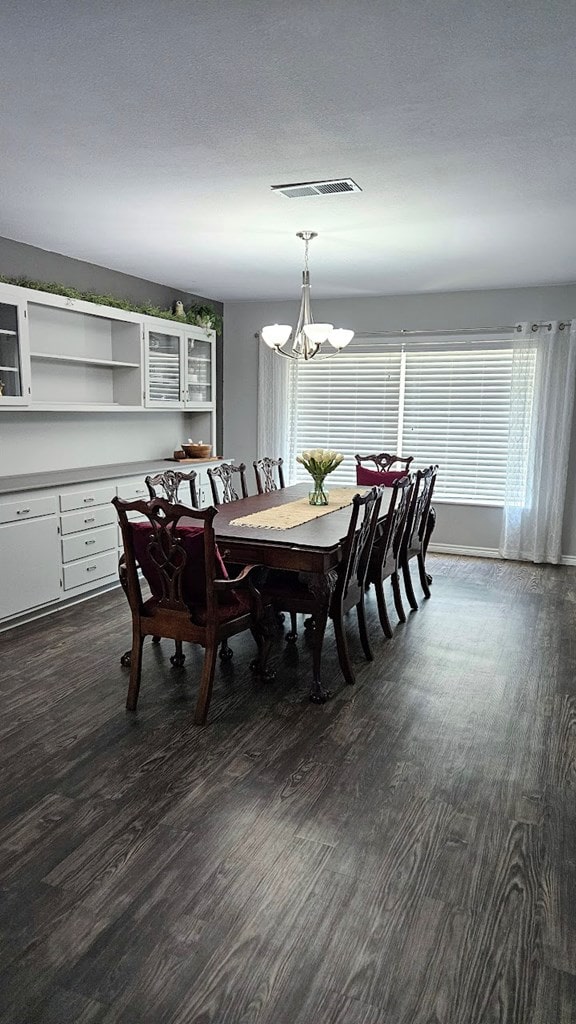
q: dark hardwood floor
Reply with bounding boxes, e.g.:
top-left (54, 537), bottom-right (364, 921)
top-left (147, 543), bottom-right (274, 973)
top-left (1, 555), bottom-right (575, 1023)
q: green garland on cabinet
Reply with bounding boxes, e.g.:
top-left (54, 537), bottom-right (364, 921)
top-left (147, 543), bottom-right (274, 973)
top-left (0, 275), bottom-right (223, 334)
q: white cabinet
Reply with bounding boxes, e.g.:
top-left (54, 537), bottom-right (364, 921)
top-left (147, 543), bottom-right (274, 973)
top-left (59, 481), bottom-right (118, 596)
top-left (144, 322), bottom-right (215, 410)
top-left (0, 284), bottom-right (219, 449)
top-left (0, 292), bottom-right (30, 407)
top-left (0, 498), bottom-right (60, 618)
top-left (28, 300), bottom-right (143, 410)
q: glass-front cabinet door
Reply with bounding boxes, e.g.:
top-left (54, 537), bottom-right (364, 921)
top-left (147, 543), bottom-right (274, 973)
top-left (0, 299), bottom-right (29, 406)
top-left (185, 333), bottom-right (214, 407)
top-left (144, 326), bottom-right (184, 406)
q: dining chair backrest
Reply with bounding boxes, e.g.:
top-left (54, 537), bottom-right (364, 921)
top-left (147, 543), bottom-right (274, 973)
top-left (371, 474), bottom-right (414, 571)
top-left (355, 452), bottom-right (414, 474)
top-left (145, 469), bottom-right (199, 508)
top-left (253, 456), bottom-right (285, 495)
top-left (207, 462), bottom-right (248, 505)
top-left (336, 486), bottom-right (383, 608)
top-left (113, 496), bottom-right (221, 620)
top-left (402, 465), bottom-right (438, 555)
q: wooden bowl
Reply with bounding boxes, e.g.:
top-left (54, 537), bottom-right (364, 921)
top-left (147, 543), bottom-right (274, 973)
top-left (182, 443), bottom-right (212, 459)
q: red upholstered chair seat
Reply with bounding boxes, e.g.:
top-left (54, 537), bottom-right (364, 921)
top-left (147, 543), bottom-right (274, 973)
top-left (356, 466), bottom-right (407, 487)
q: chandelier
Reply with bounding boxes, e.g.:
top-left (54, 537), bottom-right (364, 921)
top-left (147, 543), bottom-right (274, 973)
top-left (261, 231), bottom-right (354, 360)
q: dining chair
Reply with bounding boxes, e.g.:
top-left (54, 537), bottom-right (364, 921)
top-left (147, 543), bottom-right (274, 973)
top-left (145, 469), bottom-right (199, 507)
top-left (207, 462), bottom-right (248, 505)
top-left (400, 465), bottom-right (438, 609)
top-left (113, 496), bottom-right (273, 725)
top-left (366, 474), bottom-right (414, 637)
top-left (260, 486), bottom-right (383, 694)
top-left (355, 452), bottom-right (413, 487)
top-left (253, 456), bottom-right (285, 494)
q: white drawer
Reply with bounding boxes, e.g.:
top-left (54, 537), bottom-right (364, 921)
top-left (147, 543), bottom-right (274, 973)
top-left (116, 479), bottom-right (149, 501)
top-left (61, 524), bottom-right (117, 564)
top-left (59, 485), bottom-right (113, 513)
top-left (0, 495), bottom-right (57, 525)
top-left (63, 549), bottom-right (118, 591)
top-left (60, 505), bottom-right (116, 535)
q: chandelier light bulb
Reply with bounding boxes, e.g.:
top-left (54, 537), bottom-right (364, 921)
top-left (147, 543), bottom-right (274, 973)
top-left (327, 328), bottom-right (354, 350)
top-left (261, 323), bottom-right (292, 348)
top-left (303, 323), bottom-right (334, 345)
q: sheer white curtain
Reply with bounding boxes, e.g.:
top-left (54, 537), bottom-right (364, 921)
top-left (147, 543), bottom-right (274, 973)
top-left (257, 343), bottom-right (298, 483)
top-left (500, 320), bottom-right (576, 563)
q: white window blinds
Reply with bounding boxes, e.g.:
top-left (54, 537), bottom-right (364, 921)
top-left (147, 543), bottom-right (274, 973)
top-left (294, 351), bottom-right (403, 487)
top-left (293, 337), bottom-right (535, 504)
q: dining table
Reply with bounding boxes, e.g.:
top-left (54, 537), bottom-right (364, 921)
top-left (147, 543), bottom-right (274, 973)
top-left (212, 482), bottom-right (370, 703)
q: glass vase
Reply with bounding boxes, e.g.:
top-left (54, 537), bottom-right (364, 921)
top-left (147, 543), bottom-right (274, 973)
top-left (309, 476), bottom-right (329, 505)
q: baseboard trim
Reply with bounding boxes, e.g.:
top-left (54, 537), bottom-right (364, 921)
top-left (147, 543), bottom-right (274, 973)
top-left (429, 543), bottom-right (576, 566)
top-left (428, 543), bottom-right (501, 559)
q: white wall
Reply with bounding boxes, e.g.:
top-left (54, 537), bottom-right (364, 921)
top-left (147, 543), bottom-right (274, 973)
top-left (223, 284), bottom-right (576, 559)
top-left (0, 410), bottom-right (212, 476)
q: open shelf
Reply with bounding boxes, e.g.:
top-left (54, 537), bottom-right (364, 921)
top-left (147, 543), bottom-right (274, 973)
top-left (30, 353), bottom-right (140, 369)
top-left (0, 329), bottom-right (17, 337)
top-left (0, 365), bottom-right (19, 373)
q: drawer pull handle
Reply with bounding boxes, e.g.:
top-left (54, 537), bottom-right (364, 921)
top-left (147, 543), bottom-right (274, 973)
top-left (16, 508), bottom-right (31, 515)
top-left (85, 539), bottom-right (96, 546)
top-left (83, 497), bottom-right (95, 503)
top-left (84, 517), bottom-right (96, 523)
top-left (86, 565), bottom-right (98, 572)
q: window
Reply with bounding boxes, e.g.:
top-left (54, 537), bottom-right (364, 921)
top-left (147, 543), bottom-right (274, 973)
top-left (292, 338), bottom-right (536, 505)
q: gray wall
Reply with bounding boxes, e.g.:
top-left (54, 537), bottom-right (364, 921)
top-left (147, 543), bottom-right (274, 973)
top-left (223, 284), bottom-right (576, 559)
top-left (0, 235), bottom-right (224, 467)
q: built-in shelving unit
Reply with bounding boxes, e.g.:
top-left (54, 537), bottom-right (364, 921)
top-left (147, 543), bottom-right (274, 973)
top-left (0, 281), bottom-right (218, 447)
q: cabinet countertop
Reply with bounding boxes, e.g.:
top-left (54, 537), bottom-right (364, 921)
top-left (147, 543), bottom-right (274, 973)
top-left (0, 458), bottom-right (225, 496)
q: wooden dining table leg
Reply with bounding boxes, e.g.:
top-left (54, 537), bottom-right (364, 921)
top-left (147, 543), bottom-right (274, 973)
top-left (307, 570), bottom-right (338, 704)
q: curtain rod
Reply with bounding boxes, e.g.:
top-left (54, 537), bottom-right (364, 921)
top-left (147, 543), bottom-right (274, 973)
top-left (355, 321), bottom-right (572, 338)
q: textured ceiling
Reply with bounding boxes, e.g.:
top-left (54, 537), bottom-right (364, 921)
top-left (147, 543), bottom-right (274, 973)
top-left (1, 0), bottom-right (576, 300)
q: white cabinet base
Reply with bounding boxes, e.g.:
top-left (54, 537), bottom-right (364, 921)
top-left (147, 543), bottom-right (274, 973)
top-left (0, 517), bottom-right (61, 619)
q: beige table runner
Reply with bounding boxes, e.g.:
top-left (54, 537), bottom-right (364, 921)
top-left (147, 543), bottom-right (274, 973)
top-left (230, 487), bottom-right (359, 530)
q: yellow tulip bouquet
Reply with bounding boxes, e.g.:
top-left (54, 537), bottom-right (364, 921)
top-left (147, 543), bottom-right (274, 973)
top-left (296, 448), bottom-right (344, 505)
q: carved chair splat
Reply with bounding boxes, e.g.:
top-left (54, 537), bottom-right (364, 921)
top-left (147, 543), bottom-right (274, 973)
top-left (207, 462), bottom-right (248, 505)
top-left (253, 457), bottom-right (285, 495)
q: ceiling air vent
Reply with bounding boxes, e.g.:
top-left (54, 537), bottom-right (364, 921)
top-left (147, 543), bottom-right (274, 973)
top-left (271, 178), bottom-right (362, 198)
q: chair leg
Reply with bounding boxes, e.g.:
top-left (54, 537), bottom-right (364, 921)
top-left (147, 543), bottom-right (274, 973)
top-left (402, 555), bottom-right (419, 611)
top-left (126, 630), bottom-right (144, 712)
top-left (219, 639), bottom-right (234, 660)
top-left (417, 552), bottom-right (432, 599)
top-left (286, 611), bottom-right (298, 643)
top-left (170, 640), bottom-right (186, 667)
top-left (333, 606), bottom-right (355, 686)
top-left (194, 642), bottom-right (218, 726)
top-left (356, 594), bottom-right (373, 662)
top-left (249, 621), bottom-right (276, 683)
top-left (374, 577), bottom-right (393, 639)
top-left (310, 605), bottom-right (331, 703)
top-left (391, 570), bottom-right (406, 623)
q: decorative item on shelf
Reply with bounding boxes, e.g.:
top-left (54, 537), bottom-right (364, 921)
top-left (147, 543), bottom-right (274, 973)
top-left (0, 379), bottom-right (4, 397)
top-left (182, 440), bottom-right (212, 459)
top-left (173, 449), bottom-right (186, 460)
top-left (172, 300), bottom-right (186, 319)
top-left (260, 232), bottom-right (354, 361)
top-left (185, 304), bottom-right (223, 335)
top-left (297, 448), bottom-right (344, 505)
